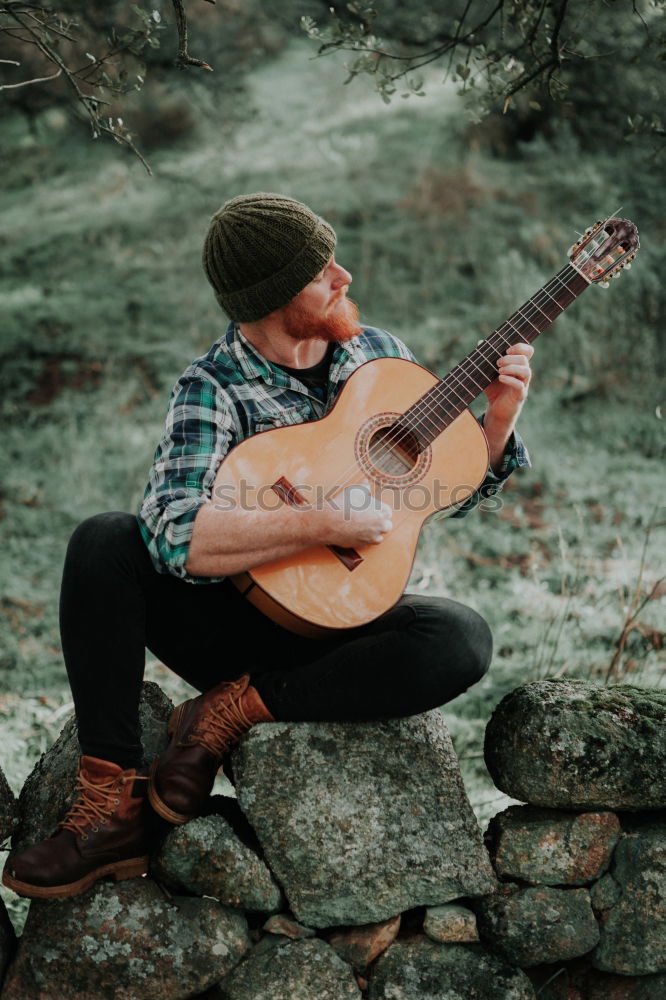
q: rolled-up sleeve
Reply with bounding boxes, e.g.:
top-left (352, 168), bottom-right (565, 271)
top-left (137, 376), bottom-right (235, 578)
top-left (451, 417), bottom-right (531, 519)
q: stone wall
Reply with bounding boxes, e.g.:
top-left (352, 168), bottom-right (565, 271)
top-left (0, 678), bottom-right (665, 999)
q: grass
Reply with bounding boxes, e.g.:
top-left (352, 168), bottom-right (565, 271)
top-left (0, 32), bottom-right (664, 927)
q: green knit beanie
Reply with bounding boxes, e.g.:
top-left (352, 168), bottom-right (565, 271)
top-left (202, 192), bottom-right (337, 322)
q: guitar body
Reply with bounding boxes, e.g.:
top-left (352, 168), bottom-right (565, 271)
top-left (214, 357), bottom-right (489, 636)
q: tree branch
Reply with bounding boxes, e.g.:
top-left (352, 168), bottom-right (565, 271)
top-left (0, 65), bottom-right (61, 89)
top-left (171, 0), bottom-right (213, 71)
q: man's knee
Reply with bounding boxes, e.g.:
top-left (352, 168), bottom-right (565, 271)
top-left (410, 596), bottom-right (493, 695)
top-left (452, 604), bottom-right (493, 686)
top-left (66, 512), bottom-right (141, 564)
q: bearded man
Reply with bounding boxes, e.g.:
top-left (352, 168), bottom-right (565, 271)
top-left (3, 193), bottom-right (532, 899)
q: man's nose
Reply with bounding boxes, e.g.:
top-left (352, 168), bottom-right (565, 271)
top-left (332, 262), bottom-right (352, 287)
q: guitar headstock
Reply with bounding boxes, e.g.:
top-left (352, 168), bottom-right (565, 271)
top-left (568, 217), bottom-right (639, 287)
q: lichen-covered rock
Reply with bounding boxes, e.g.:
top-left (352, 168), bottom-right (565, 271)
top-left (0, 877), bottom-right (250, 1000)
top-left (474, 884), bottom-right (599, 967)
top-left (0, 767), bottom-right (17, 844)
top-left (484, 680), bottom-right (666, 810)
top-left (590, 872), bottom-right (622, 913)
top-left (485, 805), bottom-right (621, 885)
top-left (592, 817), bottom-right (666, 975)
top-left (232, 714), bottom-right (496, 927)
top-left (0, 897), bottom-right (16, 989)
top-left (324, 915), bottom-right (401, 970)
top-left (151, 813), bottom-right (284, 913)
top-left (218, 937), bottom-right (361, 999)
top-left (262, 914), bottom-right (315, 939)
top-left (12, 682), bottom-right (172, 853)
top-left (368, 937), bottom-right (536, 999)
top-left (529, 959), bottom-right (666, 999)
top-left (423, 902), bottom-right (479, 943)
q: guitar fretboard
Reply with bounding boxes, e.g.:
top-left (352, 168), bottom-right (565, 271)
top-left (398, 263), bottom-right (589, 449)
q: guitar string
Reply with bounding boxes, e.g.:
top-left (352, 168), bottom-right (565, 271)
top-left (318, 263), bottom-right (585, 511)
top-left (322, 263), bottom-right (583, 510)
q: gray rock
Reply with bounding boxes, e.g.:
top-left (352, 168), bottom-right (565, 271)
top-left (151, 813), bottom-right (284, 913)
top-left (485, 805), bottom-right (621, 885)
top-left (529, 960), bottom-right (666, 999)
top-left (368, 937), bottom-right (536, 999)
top-left (592, 817), bottom-right (666, 975)
top-left (232, 713), bottom-right (496, 927)
top-left (484, 680), bottom-right (666, 810)
top-left (590, 872), bottom-right (622, 913)
top-left (423, 903), bottom-right (479, 943)
top-left (0, 877), bottom-right (250, 1000)
top-left (0, 897), bottom-right (16, 990)
top-left (474, 884), bottom-right (600, 967)
top-left (219, 937), bottom-right (361, 1000)
top-left (12, 682), bottom-right (172, 853)
top-left (0, 766), bottom-right (17, 844)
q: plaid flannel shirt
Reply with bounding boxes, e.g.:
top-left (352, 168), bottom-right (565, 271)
top-left (138, 323), bottom-right (530, 582)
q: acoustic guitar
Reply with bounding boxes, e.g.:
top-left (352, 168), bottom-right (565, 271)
top-left (213, 217), bottom-right (639, 636)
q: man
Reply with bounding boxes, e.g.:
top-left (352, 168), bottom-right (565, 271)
top-left (3, 193), bottom-right (532, 899)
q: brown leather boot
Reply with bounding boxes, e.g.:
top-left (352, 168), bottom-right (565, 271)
top-left (2, 756), bottom-right (150, 899)
top-left (148, 673), bottom-right (273, 825)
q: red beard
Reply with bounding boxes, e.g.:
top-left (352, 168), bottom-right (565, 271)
top-left (279, 295), bottom-right (362, 344)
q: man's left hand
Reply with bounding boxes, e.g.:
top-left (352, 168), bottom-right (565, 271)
top-left (484, 342), bottom-right (534, 426)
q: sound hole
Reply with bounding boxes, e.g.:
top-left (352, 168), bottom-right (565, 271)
top-left (367, 425), bottom-right (420, 477)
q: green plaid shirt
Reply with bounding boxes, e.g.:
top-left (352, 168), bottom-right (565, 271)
top-left (138, 323), bottom-right (530, 581)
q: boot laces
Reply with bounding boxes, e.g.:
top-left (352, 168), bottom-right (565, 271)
top-left (191, 686), bottom-right (253, 757)
top-left (59, 771), bottom-right (148, 839)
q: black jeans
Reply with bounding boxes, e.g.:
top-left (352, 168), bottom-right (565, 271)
top-left (60, 512), bottom-right (493, 768)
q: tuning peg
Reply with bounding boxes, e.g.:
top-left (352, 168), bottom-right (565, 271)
top-left (624, 262), bottom-right (632, 270)
top-left (567, 245), bottom-right (577, 256)
top-left (599, 281), bottom-right (610, 288)
top-left (585, 226), bottom-right (593, 235)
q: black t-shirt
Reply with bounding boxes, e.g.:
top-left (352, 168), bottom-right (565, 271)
top-left (271, 344), bottom-right (334, 402)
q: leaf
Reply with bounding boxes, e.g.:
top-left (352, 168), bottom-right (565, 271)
top-left (503, 95), bottom-right (512, 114)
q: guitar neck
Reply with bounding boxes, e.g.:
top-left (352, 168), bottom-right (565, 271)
top-left (401, 262), bottom-right (590, 448)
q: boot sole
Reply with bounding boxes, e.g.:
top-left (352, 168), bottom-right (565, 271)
top-left (2, 855), bottom-right (149, 900)
top-left (147, 703), bottom-right (195, 826)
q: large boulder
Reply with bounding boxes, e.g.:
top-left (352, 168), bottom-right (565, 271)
top-left (368, 937), bottom-right (536, 999)
top-left (12, 682), bottom-right (172, 853)
top-left (484, 680), bottom-right (666, 810)
top-left (592, 817), bottom-right (666, 975)
top-left (218, 937), bottom-right (361, 1000)
top-left (231, 713), bottom-right (496, 927)
top-left (151, 813), bottom-right (284, 913)
top-left (485, 805), bottom-right (621, 885)
top-left (0, 877), bottom-right (250, 1000)
top-left (474, 884), bottom-right (600, 967)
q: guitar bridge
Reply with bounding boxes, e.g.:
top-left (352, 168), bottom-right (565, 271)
top-left (272, 476), bottom-right (363, 571)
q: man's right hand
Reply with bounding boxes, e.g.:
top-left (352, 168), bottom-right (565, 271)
top-left (315, 483), bottom-right (393, 548)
